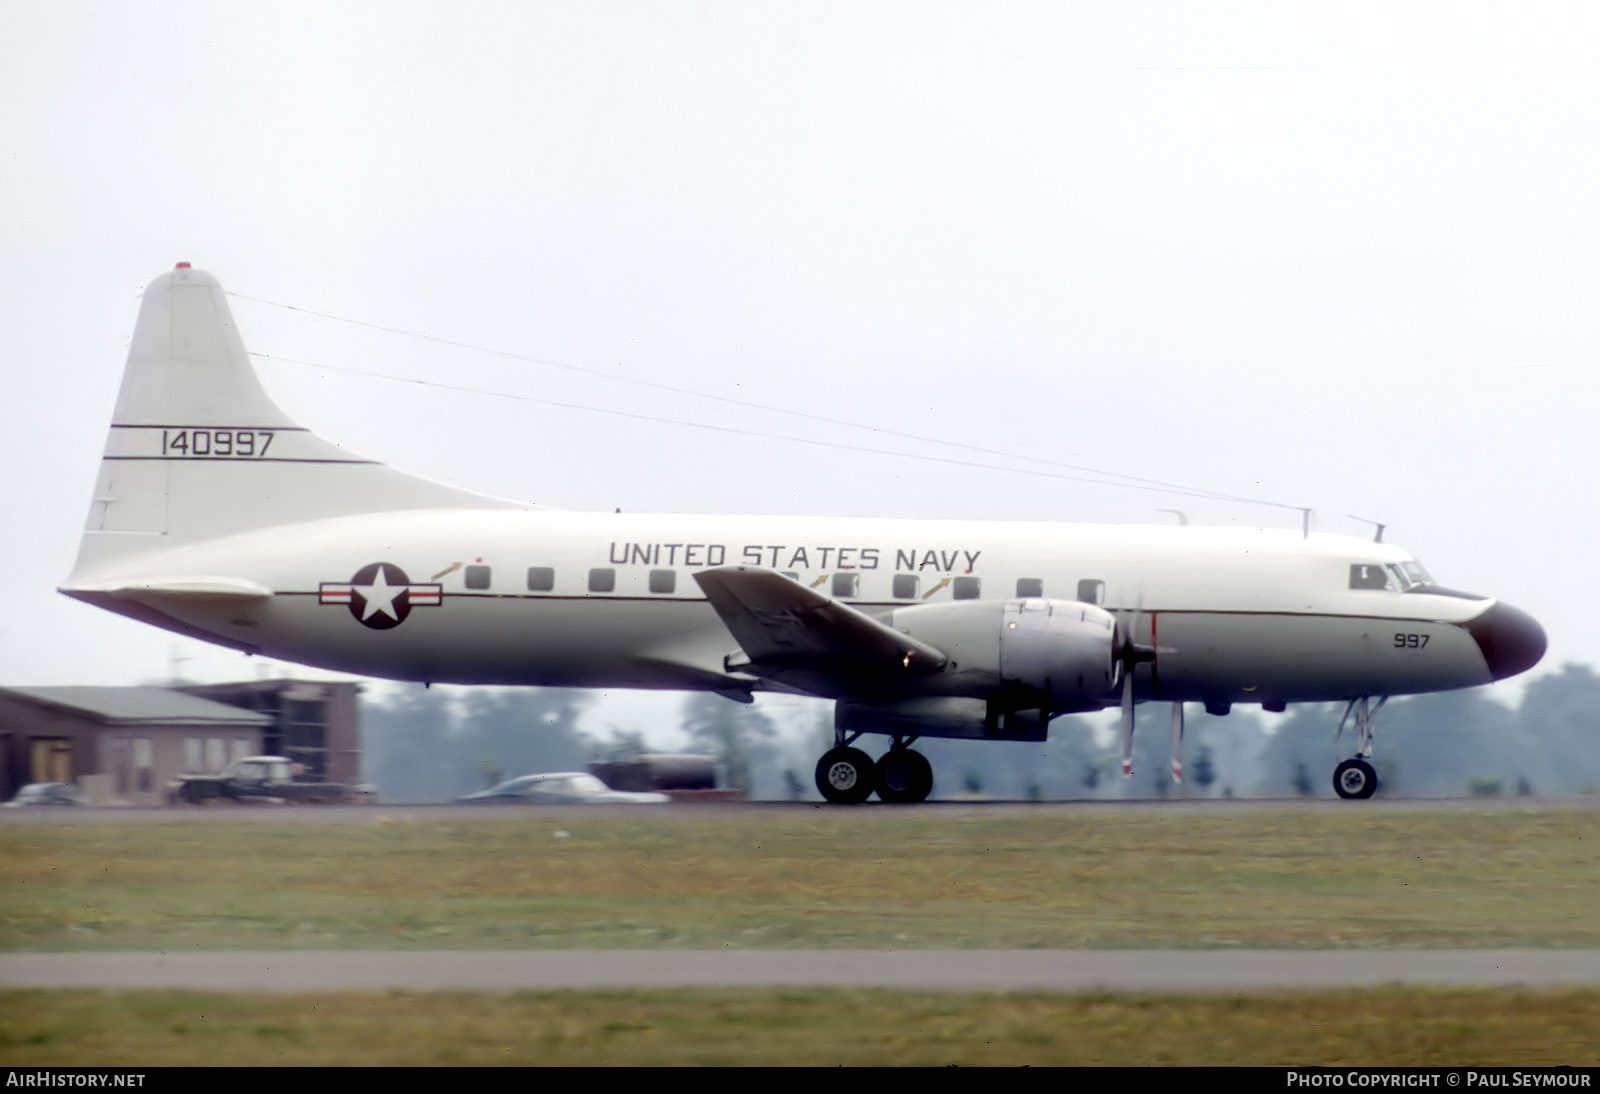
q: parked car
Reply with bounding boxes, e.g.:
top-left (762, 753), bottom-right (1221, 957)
top-left (168, 756), bottom-right (373, 805)
top-left (589, 754), bottom-right (717, 793)
top-left (457, 772), bottom-right (669, 804)
top-left (3, 782), bottom-right (83, 807)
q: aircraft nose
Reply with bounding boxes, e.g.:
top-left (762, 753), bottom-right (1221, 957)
top-left (1466, 601), bottom-right (1547, 681)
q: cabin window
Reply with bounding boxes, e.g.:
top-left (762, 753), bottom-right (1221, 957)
top-left (893, 574), bottom-right (919, 599)
top-left (780, 571), bottom-right (799, 581)
top-left (649, 569), bottom-right (676, 594)
top-left (526, 567), bottom-right (555, 592)
top-left (832, 573), bottom-right (859, 598)
top-left (953, 576), bottom-right (981, 600)
top-left (1350, 564), bottom-right (1391, 591)
top-left (464, 564), bottom-right (491, 590)
top-left (1016, 577), bottom-right (1043, 598)
top-left (588, 568), bottom-right (615, 593)
top-left (1077, 579), bottom-right (1104, 605)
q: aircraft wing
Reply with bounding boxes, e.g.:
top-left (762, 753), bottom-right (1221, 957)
top-left (692, 566), bottom-right (946, 698)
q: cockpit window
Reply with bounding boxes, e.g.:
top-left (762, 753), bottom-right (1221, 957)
top-left (1349, 564), bottom-right (1392, 590)
top-left (1399, 561), bottom-right (1433, 587)
top-left (1384, 561), bottom-right (1435, 590)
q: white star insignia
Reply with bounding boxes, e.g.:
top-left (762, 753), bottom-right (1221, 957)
top-left (355, 567), bottom-right (405, 621)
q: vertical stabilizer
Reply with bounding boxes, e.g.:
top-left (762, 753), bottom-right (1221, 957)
top-left (66, 264), bottom-right (518, 582)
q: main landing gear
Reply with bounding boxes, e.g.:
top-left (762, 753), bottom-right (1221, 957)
top-left (1332, 696), bottom-right (1385, 800)
top-left (815, 738), bottom-right (934, 804)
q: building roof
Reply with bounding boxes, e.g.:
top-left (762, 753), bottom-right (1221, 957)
top-left (1, 686), bottom-right (273, 727)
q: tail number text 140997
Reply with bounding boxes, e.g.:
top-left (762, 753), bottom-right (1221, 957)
top-left (161, 429), bottom-right (276, 457)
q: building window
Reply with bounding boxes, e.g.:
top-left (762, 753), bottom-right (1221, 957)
top-left (527, 567), bottom-right (555, 592)
top-left (649, 569), bottom-right (676, 594)
top-left (184, 738), bottom-right (203, 774)
top-left (111, 738), bottom-right (130, 794)
top-left (133, 738), bottom-right (153, 793)
top-left (464, 565), bottom-right (491, 590)
top-left (953, 577), bottom-right (981, 600)
top-left (1016, 578), bottom-right (1043, 598)
top-left (831, 573), bottom-right (859, 598)
top-left (588, 568), bottom-right (615, 593)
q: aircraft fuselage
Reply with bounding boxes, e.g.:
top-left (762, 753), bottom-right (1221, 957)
top-left (67, 507), bottom-right (1535, 712)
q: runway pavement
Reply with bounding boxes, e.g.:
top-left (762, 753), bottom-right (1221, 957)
top-left (6, 795), bottom-right (1600, 826)
top-left (7, 950), bottom-right (1600, 992)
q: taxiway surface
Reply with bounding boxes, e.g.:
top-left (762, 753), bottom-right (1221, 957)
top-left (7, 950), bottom-right (1600, 992)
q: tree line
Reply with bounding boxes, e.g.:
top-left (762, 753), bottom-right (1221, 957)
top-left (360, 663), bottom-right (1600, 802)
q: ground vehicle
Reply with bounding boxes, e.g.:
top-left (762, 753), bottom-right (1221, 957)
top-left (457, 772), bottom-right (669, 804)
top-left (4, 783), bottom-right (83, 807)
top-left (168, 756), bottom-right (371, 805)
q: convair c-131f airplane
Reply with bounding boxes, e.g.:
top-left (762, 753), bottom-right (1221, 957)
top-left (61, 265), bottom-right (1547, 802)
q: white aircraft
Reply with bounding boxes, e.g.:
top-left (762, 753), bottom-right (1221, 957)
top-left (61, 265), bottom-right (1547, 802)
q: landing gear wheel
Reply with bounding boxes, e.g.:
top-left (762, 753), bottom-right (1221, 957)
top-left (816, 747), bottom-right (877, 804)
top-left (876, 749), bottom-right (934, 804)
top-left (1333, 758), bottom-right (1377, 800)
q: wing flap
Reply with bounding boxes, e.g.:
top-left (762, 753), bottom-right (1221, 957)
top-left (692, 566), bottom-right (945, 698)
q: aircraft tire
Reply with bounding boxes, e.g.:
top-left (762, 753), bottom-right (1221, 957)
top-left (875, 749), bottom-right (934, 804)
top-left (816, 747), bottom-right (877, 804)
top-left (1333, 758), bottom-right (1377, 800)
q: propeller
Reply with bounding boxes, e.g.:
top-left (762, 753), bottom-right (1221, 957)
top-left (1115, 615), bottom-right (1157, 777)
top-left (1114, 608), bottom-right (1180, 780)
top-left (1169, 701), bottom-right (1185, 783)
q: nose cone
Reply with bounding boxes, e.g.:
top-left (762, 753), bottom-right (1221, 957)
top-left (1466, 601), bottom-right (1547, 681)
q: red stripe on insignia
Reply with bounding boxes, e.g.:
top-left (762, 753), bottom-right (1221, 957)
top-left (319, 583), bottom-right (354, 604)
top-left (408, 585), bottom-right (442, 605)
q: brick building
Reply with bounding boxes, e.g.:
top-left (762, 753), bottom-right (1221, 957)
top-left (0, 679), bottom-right (361, 806)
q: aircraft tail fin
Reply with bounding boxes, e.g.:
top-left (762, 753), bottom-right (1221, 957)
top-left (65, 264), bottom-right (517, 583)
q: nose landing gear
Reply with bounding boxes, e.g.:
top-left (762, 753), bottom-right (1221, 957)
top-left (1334, 757), bottom-right (1377, 799)
top-left (1333, 696), bottom-right (1384, 799)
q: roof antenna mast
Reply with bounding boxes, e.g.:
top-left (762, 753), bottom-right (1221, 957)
top-left (1348, 515), bottom-right (1386, 544)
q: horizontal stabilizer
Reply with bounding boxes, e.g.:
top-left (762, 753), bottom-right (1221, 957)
top-left (64, 576), bottom-right (274, 602)
top-left (692, 566), bottom-right (945, 698)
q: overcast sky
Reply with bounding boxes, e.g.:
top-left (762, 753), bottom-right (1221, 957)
top-left (2, 3), bottom-right (1594, 737)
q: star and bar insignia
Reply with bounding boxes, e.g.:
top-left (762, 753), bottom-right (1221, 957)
top-left (319, 562), bottom-right (443, 629)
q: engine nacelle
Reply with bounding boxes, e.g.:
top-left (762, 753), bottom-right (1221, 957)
top-left (887, 597), bottom-right (1118, 708)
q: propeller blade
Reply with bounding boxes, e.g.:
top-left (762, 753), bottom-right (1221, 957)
top-left (1169, 702), bottom-right (1185, 783)
top-left (1120, 668), bottom-right (1135, 777)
